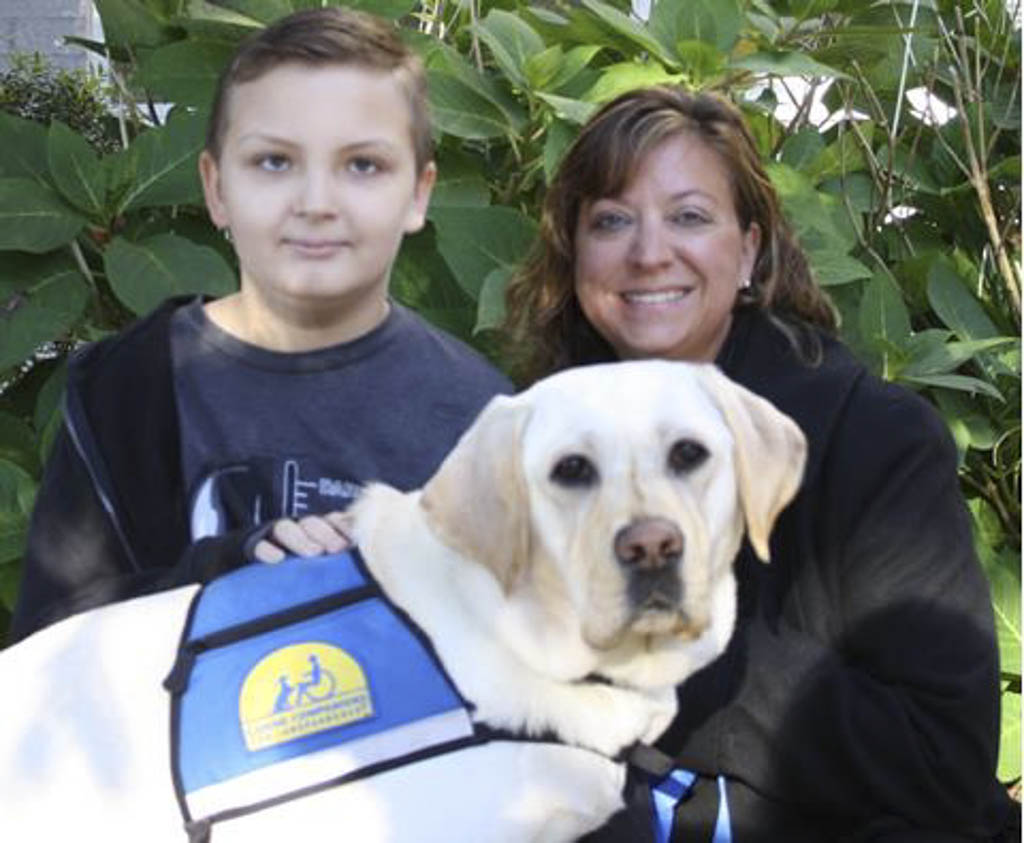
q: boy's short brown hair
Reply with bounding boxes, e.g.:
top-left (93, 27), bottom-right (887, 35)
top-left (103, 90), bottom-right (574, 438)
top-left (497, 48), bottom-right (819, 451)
top-left (205, 7), bottom-right (432, 171)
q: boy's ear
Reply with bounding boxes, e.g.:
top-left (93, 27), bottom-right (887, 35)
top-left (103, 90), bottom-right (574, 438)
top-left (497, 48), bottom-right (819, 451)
top-left (199, 150), bottom-right (229, 230)
top-left (404, 161), bottom-right (437, 234)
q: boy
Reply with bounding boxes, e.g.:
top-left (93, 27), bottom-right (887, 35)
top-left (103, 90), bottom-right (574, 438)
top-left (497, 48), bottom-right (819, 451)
top-left (9, 8), bottom-right (511, 643)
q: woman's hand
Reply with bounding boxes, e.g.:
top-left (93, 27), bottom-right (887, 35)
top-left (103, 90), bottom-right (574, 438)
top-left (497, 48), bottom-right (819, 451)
top-left (252, 512), bottom-right (352, 563)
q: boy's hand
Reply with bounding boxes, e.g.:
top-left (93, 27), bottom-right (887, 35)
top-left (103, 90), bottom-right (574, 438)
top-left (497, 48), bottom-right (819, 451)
top-left (253, 512), bottom-right (352, 563)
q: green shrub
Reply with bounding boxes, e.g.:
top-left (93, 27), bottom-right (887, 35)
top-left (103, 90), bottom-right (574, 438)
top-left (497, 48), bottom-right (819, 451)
top-left (0, 53), bottom-right (120, 153)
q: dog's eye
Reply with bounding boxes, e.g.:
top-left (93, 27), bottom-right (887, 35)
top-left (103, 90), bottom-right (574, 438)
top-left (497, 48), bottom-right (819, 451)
top-left (550, 454), bottom-right (598, 488)
top-left (668, 439), bottom-right (708, 474)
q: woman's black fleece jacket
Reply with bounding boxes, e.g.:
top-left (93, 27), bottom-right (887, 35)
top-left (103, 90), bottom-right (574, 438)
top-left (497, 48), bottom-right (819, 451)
top-left (652, 308), bottom-right (1015, 840)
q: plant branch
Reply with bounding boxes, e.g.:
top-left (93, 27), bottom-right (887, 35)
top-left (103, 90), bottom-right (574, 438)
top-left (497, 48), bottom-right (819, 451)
top-left (105, 48), bottom-right (130, 150)
top-left (945, 12), bottom-right (1022, 324)
top-left (849, 62), bottom-right (902, 230)
top-left (961, 468), bottom-right (1018, 543)
top-left (469, 0), bottom-right (484, 73)
top-left (68, 239), bottom-right (97, 291)
top-left (844, 115), bottom-right (915, 270)
top-left (889, 0), bottom-right (920, 138)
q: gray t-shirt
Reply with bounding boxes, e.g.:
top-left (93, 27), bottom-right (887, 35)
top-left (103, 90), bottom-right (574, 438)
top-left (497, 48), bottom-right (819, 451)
top-left (170, 299), bottom-right (511, 540)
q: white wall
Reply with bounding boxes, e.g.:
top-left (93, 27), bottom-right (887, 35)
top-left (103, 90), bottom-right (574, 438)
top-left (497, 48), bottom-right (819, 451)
top-left (0, 0), bottom-right (101, 70)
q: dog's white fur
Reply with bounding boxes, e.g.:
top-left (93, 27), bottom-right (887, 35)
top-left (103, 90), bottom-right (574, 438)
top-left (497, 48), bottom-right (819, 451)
top-left (0, 360), bottom-right (805, 842)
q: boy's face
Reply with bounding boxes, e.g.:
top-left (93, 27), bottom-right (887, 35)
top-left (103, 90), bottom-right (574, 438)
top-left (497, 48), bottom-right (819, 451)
top-left (200, 62), bottom-right (435, 339)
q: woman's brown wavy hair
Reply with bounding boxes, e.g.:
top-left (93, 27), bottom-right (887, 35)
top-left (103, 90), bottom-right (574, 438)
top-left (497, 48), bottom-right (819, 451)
top-left (503, 85), bottom-right (836, 384)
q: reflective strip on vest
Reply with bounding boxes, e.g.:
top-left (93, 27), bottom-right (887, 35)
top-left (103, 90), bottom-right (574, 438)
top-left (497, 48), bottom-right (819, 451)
top-left (650, 768), bottom-right (732, 843)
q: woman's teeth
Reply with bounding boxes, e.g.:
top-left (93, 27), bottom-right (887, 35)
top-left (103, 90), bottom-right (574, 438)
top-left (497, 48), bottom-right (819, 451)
top-left (622, 289), bottom-right (690, 304)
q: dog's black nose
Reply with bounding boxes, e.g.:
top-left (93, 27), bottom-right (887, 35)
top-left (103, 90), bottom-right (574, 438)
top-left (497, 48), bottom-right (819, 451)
top-left (614, 518), bottom-right (683, 570)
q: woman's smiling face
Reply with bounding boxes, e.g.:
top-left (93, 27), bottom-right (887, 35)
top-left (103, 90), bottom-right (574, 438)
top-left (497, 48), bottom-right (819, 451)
top-left (573, 132), bottom-right (760, 362)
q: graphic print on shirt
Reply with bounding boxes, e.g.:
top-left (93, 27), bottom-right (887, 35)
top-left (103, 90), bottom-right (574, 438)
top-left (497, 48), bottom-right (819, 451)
top-left (188, 456), bottom-right (363, 540)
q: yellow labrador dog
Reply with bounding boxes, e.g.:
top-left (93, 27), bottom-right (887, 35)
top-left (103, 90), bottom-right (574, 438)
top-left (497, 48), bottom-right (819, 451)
top-left (0, 360), bottom-right (805, 843)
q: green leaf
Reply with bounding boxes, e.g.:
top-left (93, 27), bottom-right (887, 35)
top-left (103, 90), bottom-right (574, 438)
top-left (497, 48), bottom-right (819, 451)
top-left (524, 45), bottom-right (565, 90)
top-left (473, 10), bottom-right (545, 89)
top-left (583, 61), bottom-right (684, 105)
top-left (430, 170), bottom-right (491, 209)
top-left (0, 413), bottom-right (40, 478)
top-left (767, 164), bottom-right (856, 254)
top-left (0, 113), bottom-right (50, 182)
top-left (796, 0), bottom-right (842, 13)
top-left (547, 45), bottom-right (602, 93)
top-left (580, 0), bottom-right (679, 68)
top-left (927, 259), bottom-right (1000, 342)
top-left (731, 50), bottom-right (850, 79)
top-left (47, 121), bottom-right (107, 218)
top-left (878, 143), bottom-right (942, 195)
top-left (967, 499), bottom-right (1003, 566)
top-left (902, 338), bottom-right (1019, 378)
top-left (33, 360), bottom-right (68, 438)
top-left (113, 110), bottom-right (207, 213)
top-left (426, 45), bottom-right (526, 132)
top-left (391, 228), bottom-right (475, 342)
top-left (137, 0), bottom-right (177, 16)
top-left (536, 94), bottom-right (598, 126)
top-left (525, 6), bottom-right (569, 26)
top-left (103, 233), bottom-right (237, 316)
top-left (904, 329), bottom-right (952, 380)
top-left (197, 0), bottom-right (291, 24)
top-left (34, 362), bottom-right (68, 462)
top-left (543, 119), bottom-right (577, 181)
top-left (859, 274), bottom-right (911, 372)
top-left (0, 179), bottom-right (87, 253)
top-left (899, 373), bottom-right (1005, 401)
top-left (807, 249), bottom-right (874, 286)
top-left (673, 40), bottom-right (727, 82)
top-left (93, 0), bottom-right (173, 48)
top-left (806, 126), bottom-right (871, 183)
top-left (997, 344), bottom-right (1021, 377)
top-left (0, 562), bottom-right (21, 611)
top-left (430, 206), bottom-right (537, 300)
top-left (135, 39), bottom-right (237, 108)
top-left (0, 258), bottom-right (89, 371)
top-left (175, 0), bottom-right (266, 30)
top-left (998, 689), bottom-right (1020, 783)
top-left (649, 0), bottom-right (743, 53)
top-left (985, 553), bottom-right (1022, 681)
top-left (935, 391), bottom-right (997, 452)
top-left (476, 266), bottom-right (512, 334)
top-left (819, 172), bottom-right (877, 215)
top-left (335, 0), bottom-right (418, 18)
top-left (427, 70), bottom-right (514, 140)
top-left (987, 155), bottom-right (1021, 184)
top-left (0, 458), bottom-right (35, 565)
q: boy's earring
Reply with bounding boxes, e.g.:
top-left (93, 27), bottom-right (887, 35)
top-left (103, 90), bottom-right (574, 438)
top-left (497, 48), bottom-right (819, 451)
top-left (222, 227), bottom-right (233, 243)
top-left (739, 276), bottom-right (751, 289)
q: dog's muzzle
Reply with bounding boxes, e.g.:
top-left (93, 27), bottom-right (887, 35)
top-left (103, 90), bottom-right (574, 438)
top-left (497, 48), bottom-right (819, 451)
top-left (614, 517), bottom-right (683, 614)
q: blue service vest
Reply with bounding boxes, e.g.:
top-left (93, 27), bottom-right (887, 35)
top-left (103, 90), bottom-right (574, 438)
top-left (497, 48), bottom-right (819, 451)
top-left (164, 551), bottom-right (480, 842)
top-left (163, 551), bottom-right (731, 843)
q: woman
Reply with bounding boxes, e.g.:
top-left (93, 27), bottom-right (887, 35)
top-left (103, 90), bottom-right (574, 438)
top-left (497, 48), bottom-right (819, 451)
top-left (504, 87), bottom-right (1015, 841)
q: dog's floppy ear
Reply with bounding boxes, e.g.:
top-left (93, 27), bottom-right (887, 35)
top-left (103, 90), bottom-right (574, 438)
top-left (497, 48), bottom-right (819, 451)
top-left (697, 365), bottom-right (807, 561)
top-left (420, 394), bottom-right (532, 592)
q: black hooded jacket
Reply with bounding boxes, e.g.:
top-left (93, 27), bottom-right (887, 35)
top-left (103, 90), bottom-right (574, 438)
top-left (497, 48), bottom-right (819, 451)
top-left (655, 308), bottom-right (1016, 840)
top-left (9, 297), bottom-right (510, 643)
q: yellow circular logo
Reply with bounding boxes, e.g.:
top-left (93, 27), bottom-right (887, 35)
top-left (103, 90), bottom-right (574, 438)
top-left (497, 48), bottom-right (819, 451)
top-left (238, 642), bottom-right (374, 751)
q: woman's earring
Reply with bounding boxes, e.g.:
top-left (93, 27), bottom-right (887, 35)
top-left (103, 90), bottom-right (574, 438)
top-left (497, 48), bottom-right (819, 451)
top-left (739, 276), bottom-right (751, 289)
top-left (222, 227), bottom-right (233, 243)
